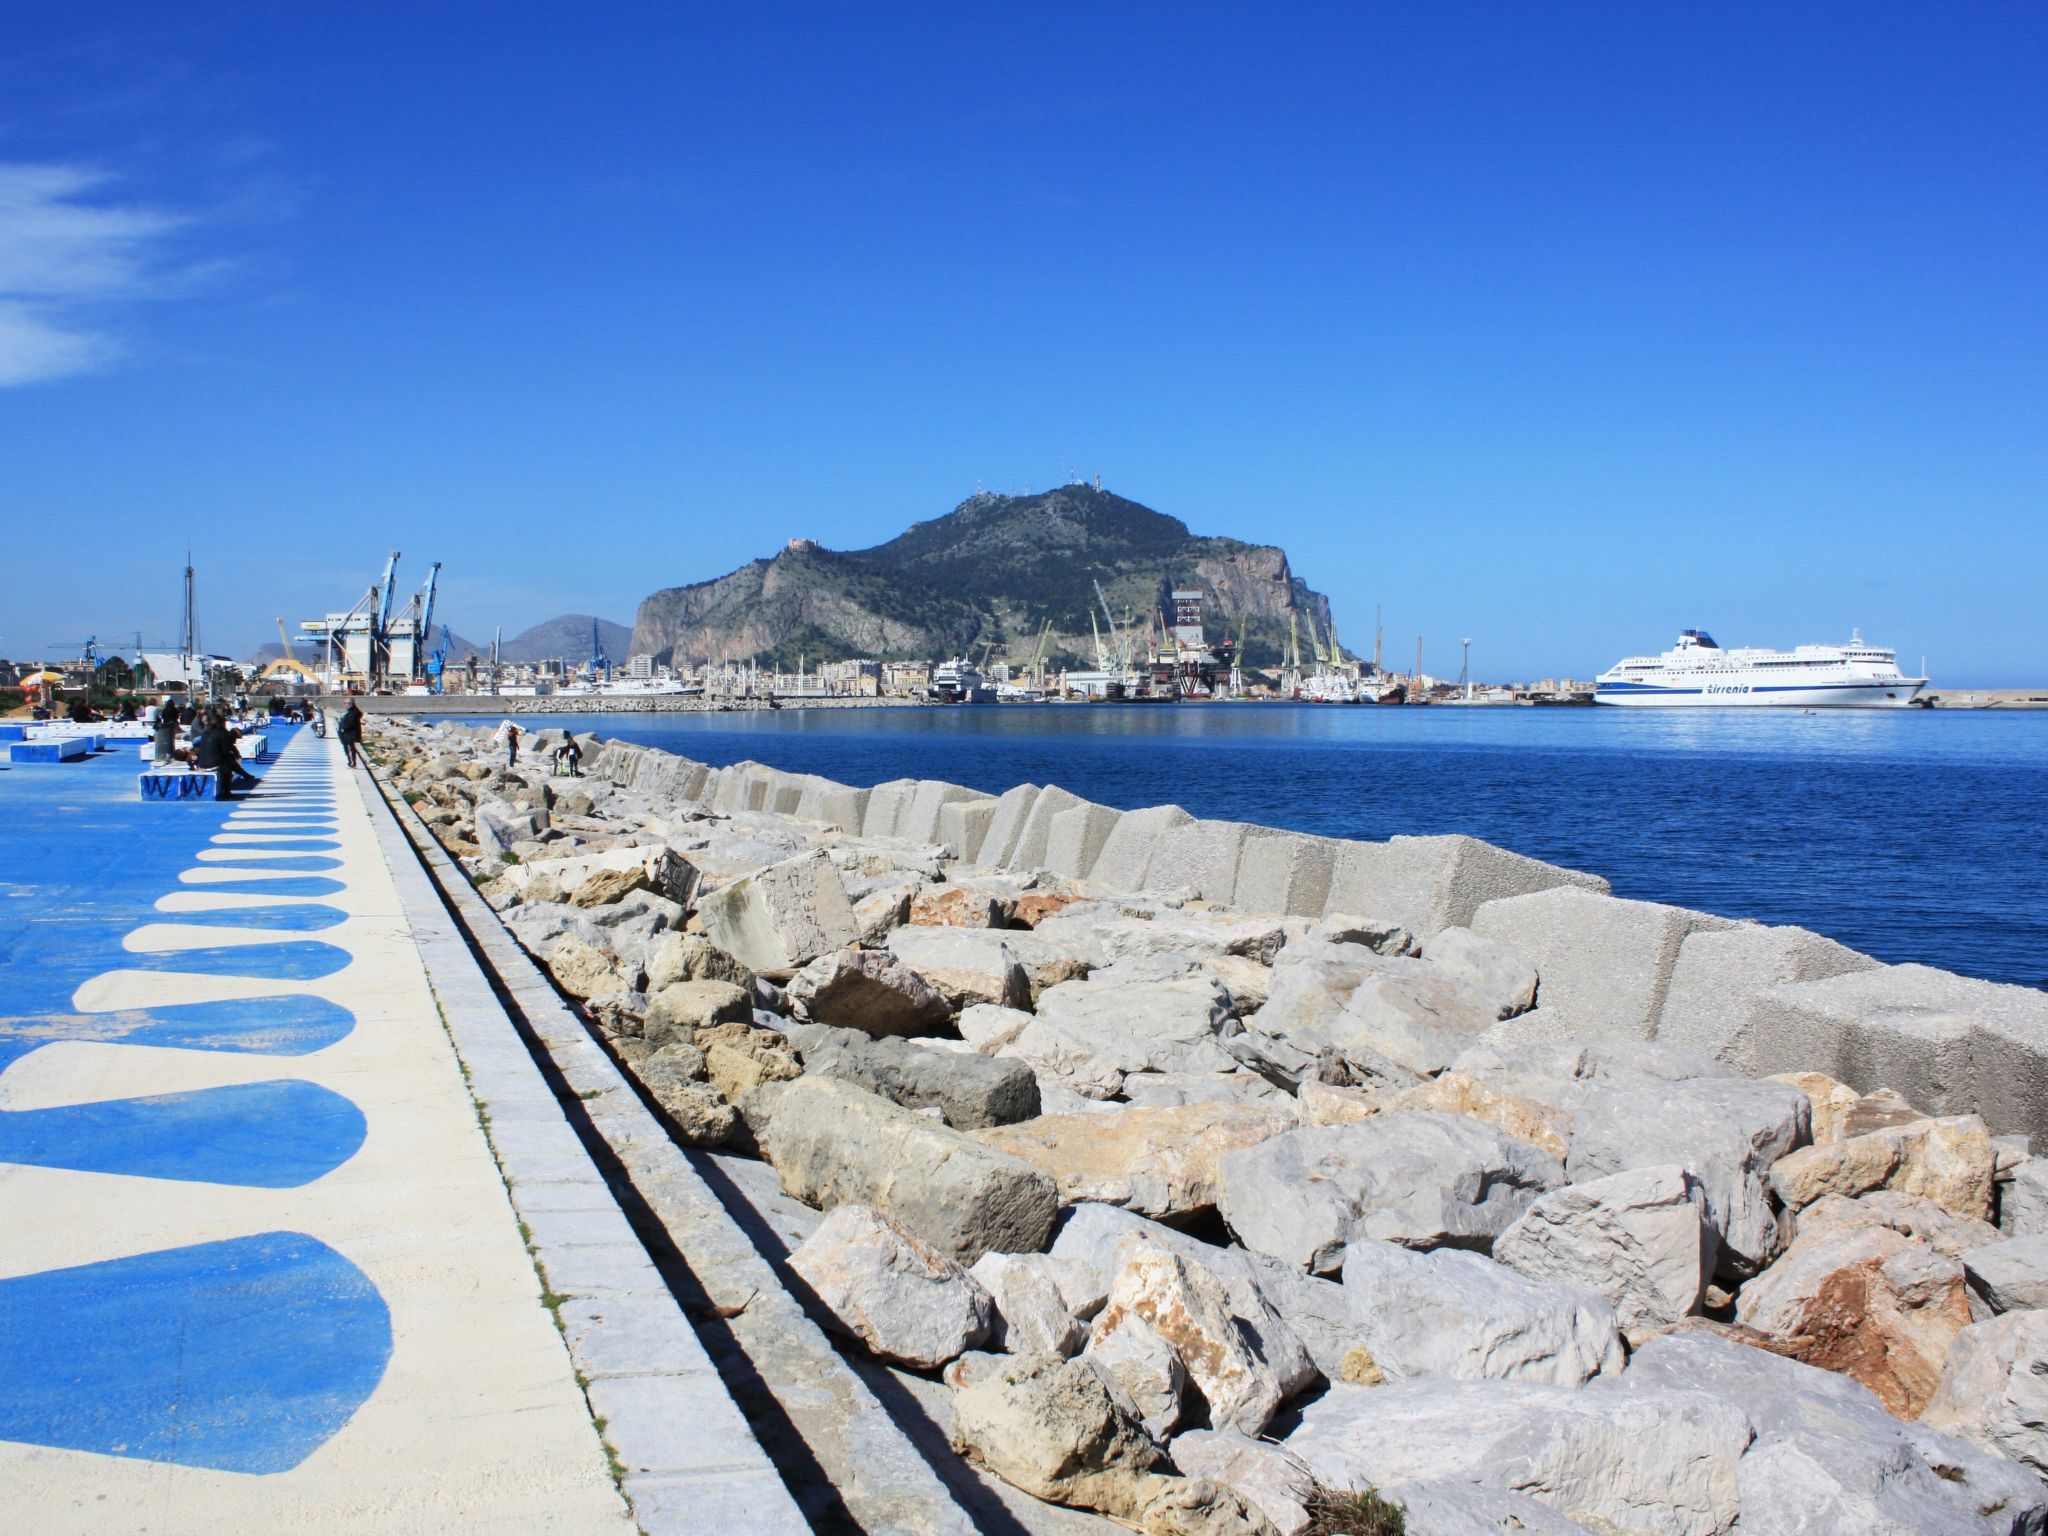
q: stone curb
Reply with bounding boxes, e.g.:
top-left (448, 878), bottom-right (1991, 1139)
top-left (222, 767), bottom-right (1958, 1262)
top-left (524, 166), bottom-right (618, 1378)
top-left (354, 767), bottom-right (810, 1536)
top-left (364, 767), bottom-right (986, 1536)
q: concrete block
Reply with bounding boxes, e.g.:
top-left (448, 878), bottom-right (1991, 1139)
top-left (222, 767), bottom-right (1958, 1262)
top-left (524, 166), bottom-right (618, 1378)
top-left (811, 785), bottom-right (872, 834)
top-left (710, 761), bottom-right (775, 816)
top-left (1744, 965), bottom-right (2048, 1144)
top-left (1471, 886), bottom-right (1737, 1039)
top-left (1009, 785), bottom-right (1087, 871)
top-left (859, 778), bottom-right (921, 840)
top-left (1326, 834), bottom-right (1610, 941)
top-left (1658, 924), bottom-right (1883, 1066)
top-left (977, 783), bottom-right (1042, 867)
top-left (1141, 818), bottom-right (1254, 903)
top-left (1043, 802), bottom-right (1122, 882)
top-left (695, 849), bottom-right (862, 974)
top-left (899, 780), bottom-right (981, 845)
top-left (937, 797), bottom-right (999, 861)
top-left (1232, 830), bottom-right (1342, 917)
top-left (1089, 803), bottom-right (1195, 891)
top-left (760, 770), bottom-right (814, 817)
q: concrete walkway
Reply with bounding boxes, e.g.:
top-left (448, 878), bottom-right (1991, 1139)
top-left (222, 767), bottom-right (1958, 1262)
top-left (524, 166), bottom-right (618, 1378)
top-left (0, 729), bottom-right (637, 1531)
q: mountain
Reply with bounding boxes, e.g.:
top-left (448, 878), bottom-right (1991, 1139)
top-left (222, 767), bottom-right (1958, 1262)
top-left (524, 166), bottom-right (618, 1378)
top-left (631, 485), bottom-right (1339, 670)
top-left (492, 615), bottom-right (633, 665)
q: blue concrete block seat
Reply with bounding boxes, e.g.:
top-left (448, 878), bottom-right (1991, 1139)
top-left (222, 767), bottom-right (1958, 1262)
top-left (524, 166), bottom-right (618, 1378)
top-left (140, 769), bottom-right (221, 801)
top-left (0, 724), bottom-right (27, 742)
top-left (12, 738), bottom-right (92, 763)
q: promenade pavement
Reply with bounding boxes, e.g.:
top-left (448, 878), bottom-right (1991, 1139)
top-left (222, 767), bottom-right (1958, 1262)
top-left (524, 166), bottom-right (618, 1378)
top-left (0, 727), bottom-right (638, 1531)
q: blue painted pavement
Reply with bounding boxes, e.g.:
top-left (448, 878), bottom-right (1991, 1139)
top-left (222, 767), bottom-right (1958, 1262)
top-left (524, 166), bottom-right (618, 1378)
top-left (0, 730), bottom-right (394, 1474)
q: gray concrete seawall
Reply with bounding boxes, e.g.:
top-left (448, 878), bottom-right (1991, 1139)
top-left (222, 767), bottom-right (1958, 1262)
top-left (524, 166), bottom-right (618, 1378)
top-left (577, 731), bottom-right (2048, 1145)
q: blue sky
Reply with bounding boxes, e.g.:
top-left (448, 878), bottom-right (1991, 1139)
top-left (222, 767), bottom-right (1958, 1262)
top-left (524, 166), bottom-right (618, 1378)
top-left (1, 4), bottom-right (2042, 682)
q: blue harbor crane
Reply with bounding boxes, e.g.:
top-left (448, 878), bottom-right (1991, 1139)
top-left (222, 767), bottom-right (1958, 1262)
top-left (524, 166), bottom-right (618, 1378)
top-left (427, 624), bottom-right (452, 694)
top-left (587, 618), bottom-right (610, 683)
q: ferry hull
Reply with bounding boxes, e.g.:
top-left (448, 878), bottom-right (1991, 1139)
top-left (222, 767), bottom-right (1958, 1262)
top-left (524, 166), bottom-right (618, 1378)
top-left (1595, 681), bottom-right (1925, 708)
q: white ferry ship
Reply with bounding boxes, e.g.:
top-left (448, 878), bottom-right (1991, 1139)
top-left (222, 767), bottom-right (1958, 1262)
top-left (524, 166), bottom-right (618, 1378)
top-left (1595, 629), bottom-right (1927, 708)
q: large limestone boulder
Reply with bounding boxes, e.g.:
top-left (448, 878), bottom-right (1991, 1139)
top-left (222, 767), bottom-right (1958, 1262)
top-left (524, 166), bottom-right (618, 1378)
top-left (1795, 1188), bottom-right (2003, 1260)
top-left (694, 849), bottom-right (860, 973)
top-left (1339, 1238), bottom-right (1624, 1387)
top-left (1168, 1430), bottom-right (1309, 1536)
top-left (1045, 1205), bottom-right (1317, 1399)
top-left (789, 1022), bottom-right (1040, 1129)
top-left (642, 930), bottom-right (755, 993)
top-left (643, 978), bottom-right (752, 1043)
top-left (570, 847), bottom-right (702, 910)
top-left (1283, 1378), bottom-right (1750, 1536)
top-left (1387, 1070), bottom-right (1570, 1159)
top-left (1962, 1233), bottom-right (2048, 1313)
top-left (1922, 1309), bottom-right (2048, 1477)
top-left (1086, 1309), bottom-right (1187, 1439)
top-left (1451, 1034), bottom-right (1742, 1108)
top-left (785, 947), bottom-right (951, 1036)
top-left (947, 1351), bottom-right (1164, 1520)
top-left (908, 884), bottom-right (1008, 929)
top-left (1735, 1221), bottom-right (1973, 1417)
top-left (972, 1101), bottom-right (1295, 1220)
top-left (1420, 924), bottom-right (1538, 1019)
top-left (1095, 1235), bottom-right (1283, 1436)
top-left (1003, 956), bottom-right (1242, 1100)
top-left (1470, 886), bottom-right (1736, 1038)
top-left (1218, 1111), bottom-right (1563, 1274)
top-left (1310, 958), bottom-right (1500, 1075)
top-left (1493, 1165), bottom-right (1714, 1342)
top-left (1566, 1074), bottom-right (1811, 1279)
top-left (1120, 1071), bottom-right (1284, 1110)
top-left (884, 925), bottom-right (1031, 1011)
top-left (1033, 905), bottom-right (1288, 967)
top-left (1657, 923), bottom-right (1881, 1067)
top-left (745, 1076), bottom-right (1059, 1262)
top-left (543, 933), bottom-right (630, 998)
top-left (1768, 1114), bottom-right (1996, 1222)
top-left (968, 1251), bottom-right (1087, 1356)
top-left (1324, 833), bottom-right (1610, 942)
top-left (786, 1204), bottom-right (994, 1368)
top-left (1628, 1330), bottom-right (2047, 1536)
top-left (1244, 937), bottom-right (1395, 1045)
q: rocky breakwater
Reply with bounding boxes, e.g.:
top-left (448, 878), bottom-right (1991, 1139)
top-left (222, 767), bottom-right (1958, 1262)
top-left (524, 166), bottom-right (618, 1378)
top-left (370, 718), bottom-right (2048, 1536)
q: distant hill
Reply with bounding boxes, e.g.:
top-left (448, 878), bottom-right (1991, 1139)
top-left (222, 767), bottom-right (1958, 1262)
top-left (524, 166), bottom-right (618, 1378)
top-left (631, 485), bottom-right (1340, 670)
top-left (491, 615), bottom-right (633, 665)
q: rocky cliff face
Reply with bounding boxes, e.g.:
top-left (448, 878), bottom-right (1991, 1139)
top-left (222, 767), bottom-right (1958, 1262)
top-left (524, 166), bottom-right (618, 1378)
top-left (631, 486), bottom-right (1337, 668)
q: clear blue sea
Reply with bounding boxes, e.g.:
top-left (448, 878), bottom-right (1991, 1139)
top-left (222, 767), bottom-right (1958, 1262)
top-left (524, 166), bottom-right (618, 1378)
top-left (488, 705), bottom-right (2048, 992)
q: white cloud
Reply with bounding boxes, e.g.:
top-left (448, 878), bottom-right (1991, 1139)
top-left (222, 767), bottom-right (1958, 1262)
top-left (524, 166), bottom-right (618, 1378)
top-left (0, 162), bottom-right (188, 386)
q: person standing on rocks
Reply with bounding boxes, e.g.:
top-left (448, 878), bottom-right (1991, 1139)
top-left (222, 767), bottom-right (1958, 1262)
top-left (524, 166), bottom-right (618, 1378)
top-left (338, 699), bottom-right (365, 768)
top-left (504, 721), bottom-right (522, 768)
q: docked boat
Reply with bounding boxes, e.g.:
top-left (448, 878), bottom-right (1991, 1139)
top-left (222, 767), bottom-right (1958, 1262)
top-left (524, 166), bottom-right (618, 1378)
top-left (1595, 629), bottom-right (1927, 708)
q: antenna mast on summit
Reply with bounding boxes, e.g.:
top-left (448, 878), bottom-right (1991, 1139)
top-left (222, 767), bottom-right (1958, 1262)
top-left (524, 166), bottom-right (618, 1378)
top-left (1373, 605), bottom-right (1383, 676)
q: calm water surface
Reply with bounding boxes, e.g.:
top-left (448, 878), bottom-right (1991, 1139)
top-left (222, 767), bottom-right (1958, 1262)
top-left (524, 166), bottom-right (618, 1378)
top-left (488, 705), bottom-right (2048, 991)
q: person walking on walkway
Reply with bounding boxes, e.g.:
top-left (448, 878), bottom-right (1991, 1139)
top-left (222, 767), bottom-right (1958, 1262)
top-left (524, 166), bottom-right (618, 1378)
top-left (338, 699), bottom-right (365, 768)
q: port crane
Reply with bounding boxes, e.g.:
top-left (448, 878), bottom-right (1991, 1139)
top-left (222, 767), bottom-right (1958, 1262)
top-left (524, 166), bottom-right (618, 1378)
top-left (585, 618), bottom-right (611, 682)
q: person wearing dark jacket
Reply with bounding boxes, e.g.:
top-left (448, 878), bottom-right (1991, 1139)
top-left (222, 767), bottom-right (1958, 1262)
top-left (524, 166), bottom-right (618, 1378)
top-left (192, 711), bottom-right (243, 800)
top-left (338, 701), bottom-right (365, 768)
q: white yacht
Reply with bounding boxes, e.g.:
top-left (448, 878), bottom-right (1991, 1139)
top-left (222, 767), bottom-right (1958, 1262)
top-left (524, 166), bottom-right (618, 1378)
top-left (1595, 629), bottom-right (1927, 708)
